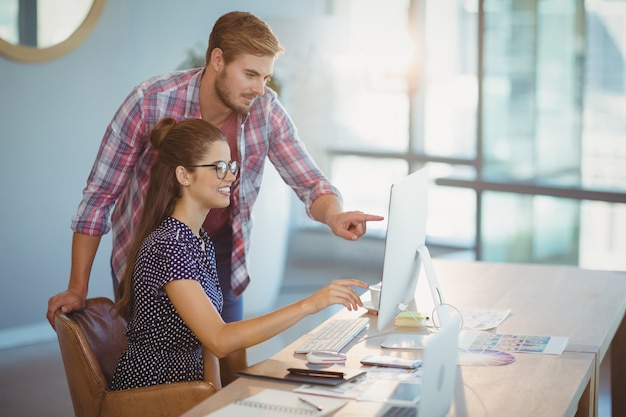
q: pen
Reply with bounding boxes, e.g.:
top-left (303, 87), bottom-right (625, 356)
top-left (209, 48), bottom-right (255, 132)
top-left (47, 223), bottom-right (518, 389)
top-left (298, 396), bottom-right (323, 411)
top-left (287, 368), bottom-right (345, 379)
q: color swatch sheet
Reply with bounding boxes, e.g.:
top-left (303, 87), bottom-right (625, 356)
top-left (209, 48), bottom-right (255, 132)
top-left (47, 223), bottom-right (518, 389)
top-left (459, 332), bottom-right (569, 355)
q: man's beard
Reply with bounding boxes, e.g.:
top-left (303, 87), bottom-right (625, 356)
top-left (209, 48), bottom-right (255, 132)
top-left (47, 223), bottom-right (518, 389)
top-left (215, 70), bottom-right (254, 115)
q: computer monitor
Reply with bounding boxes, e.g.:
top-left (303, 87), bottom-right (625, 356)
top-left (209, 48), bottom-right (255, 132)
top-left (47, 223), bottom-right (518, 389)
top-left (376, 167), bottom-right (450, 332)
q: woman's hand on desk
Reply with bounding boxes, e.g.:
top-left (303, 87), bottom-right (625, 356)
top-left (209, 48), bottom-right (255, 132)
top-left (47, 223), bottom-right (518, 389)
top-left (167, 278), bottom-right (367, 358)
top-left (302, 279), bottom-right (368, 313)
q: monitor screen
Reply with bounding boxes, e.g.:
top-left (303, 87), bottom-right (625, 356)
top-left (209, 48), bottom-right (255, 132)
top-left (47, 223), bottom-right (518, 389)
top-left (376, 168), bottom-right (448, 332)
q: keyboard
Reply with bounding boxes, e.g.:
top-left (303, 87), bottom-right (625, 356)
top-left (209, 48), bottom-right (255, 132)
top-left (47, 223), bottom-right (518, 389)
top-left (294, 318), bottom-right (369, 353)
top-left (380, 406), bottom-right (417, 417)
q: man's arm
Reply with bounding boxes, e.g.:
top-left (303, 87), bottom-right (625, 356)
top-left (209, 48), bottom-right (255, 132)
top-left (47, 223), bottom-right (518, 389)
top-left (46, 232), bottom-right (101, 328)
top-left (310, 194), bottom-right (384, 241)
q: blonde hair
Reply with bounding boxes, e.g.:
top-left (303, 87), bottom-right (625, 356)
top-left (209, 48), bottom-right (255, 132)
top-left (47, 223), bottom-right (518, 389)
top-left (205, 11), bottom-right (284, 64)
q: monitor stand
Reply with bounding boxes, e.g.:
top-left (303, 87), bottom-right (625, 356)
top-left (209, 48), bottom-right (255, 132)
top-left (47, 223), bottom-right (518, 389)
top-left (417, 244), bottom-right (451, 326)
top-left (380, 244), bottom-right (451, 350)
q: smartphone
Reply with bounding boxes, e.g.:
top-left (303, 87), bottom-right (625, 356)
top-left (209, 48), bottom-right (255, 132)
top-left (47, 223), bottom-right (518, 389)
top-left (388, 382), bottom-right (422, 405)
top-left (360, 355), bottom-right (422, 369)
top-left (360, 380), bottom-right (422, 405)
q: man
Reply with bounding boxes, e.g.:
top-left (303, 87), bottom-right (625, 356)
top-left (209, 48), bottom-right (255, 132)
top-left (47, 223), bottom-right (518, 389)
top-left (46, 11), bottom-right (383, 385)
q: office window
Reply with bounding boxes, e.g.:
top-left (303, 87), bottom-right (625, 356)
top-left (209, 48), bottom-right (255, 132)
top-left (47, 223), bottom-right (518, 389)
top-left (327, 0), bottom-right (411, 153)
top-left (292, 0), bottom-right (625, 269)
top-left (482, 192), bottom-right (580, 264)
top-left (479, 0), bottom-right (583, 264)
top-left (483, 0), bottom-right (582, 180)
top-left (322, 0), bottom-right (478, 250)
top-left (422, 0), bottom-right (478, 160)
top-left (580, 0), bottom-right (626, 270)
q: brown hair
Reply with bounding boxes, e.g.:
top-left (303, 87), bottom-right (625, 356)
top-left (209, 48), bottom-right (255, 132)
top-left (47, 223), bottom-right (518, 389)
top-left (115, 118), bottom-right (226, 320)
top-left (205, 11), bottom-right (284, 65)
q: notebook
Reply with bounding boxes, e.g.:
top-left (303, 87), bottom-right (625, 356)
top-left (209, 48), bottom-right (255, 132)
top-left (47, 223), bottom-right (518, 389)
top-left (204, 388), bottom-right (348, 416)
top-left (237, 358), bottom-right (367, 386)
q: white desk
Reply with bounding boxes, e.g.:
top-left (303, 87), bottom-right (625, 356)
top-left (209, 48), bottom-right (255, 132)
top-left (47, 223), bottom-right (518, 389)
top-left (181, 260), bottom-right (626, 417)
top-left (430, 260), bottom-right (626, 416)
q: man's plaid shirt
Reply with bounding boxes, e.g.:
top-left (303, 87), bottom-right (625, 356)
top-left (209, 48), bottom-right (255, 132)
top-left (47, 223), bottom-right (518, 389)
top-left (72, 68), bottom-right (340, 295)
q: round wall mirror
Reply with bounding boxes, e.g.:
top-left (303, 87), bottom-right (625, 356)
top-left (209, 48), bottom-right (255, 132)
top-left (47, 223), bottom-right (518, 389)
top-left (0, 0), bottom-right (106, 63)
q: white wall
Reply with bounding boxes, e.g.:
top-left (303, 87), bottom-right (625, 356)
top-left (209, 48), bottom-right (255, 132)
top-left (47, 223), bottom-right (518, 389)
top-left (0, 0), bottom-right (331, 336)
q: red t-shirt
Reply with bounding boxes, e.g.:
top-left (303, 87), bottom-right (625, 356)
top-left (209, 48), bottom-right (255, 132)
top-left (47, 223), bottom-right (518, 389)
top-left (202, 112), bottom-right (239, 236)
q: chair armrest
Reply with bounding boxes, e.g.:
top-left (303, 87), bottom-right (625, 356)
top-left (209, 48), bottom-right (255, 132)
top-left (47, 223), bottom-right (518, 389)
top-left (203, 346), bottom-right (222, 389)
top-left (101, 380), bottom-right (218, 417)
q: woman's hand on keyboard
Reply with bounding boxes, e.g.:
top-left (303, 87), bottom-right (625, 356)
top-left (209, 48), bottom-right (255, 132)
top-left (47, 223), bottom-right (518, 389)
top-left (303, 279), bottom-right (368, 313)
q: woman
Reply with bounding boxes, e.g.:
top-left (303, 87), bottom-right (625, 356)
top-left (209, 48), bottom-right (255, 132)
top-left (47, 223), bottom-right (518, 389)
top-left (110, 118), bottom-right (367, 390)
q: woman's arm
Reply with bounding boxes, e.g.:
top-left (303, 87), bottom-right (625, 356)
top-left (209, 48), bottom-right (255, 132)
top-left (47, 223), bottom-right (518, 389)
top-left (164, 278), bottom-right (368, 358)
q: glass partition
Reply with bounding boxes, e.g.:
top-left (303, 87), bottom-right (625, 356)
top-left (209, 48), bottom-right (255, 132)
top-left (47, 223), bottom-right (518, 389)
top-left (293, 0), bottom-right (625, 269)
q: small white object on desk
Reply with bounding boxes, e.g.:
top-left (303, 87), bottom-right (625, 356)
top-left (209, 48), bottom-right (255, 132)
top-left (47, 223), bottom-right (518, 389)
top-left (369, 282), bottom-right (382, 310)
top-left (306, 350), bottom-right (347, 364)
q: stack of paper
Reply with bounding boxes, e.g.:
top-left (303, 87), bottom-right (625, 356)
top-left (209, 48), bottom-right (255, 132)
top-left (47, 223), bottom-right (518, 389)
top-left (204, 388), bottom-right (348, 416)
top-left (394, 311), bottom-right (427, 328)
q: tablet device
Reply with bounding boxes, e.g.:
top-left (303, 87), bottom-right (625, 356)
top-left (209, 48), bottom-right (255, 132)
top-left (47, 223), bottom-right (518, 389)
top-left (360, 355), bottom-right (421, 369)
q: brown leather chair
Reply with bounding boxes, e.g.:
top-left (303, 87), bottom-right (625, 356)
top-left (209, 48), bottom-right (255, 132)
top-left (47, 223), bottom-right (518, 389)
top-left (55, 297), bottom-right (220, 417)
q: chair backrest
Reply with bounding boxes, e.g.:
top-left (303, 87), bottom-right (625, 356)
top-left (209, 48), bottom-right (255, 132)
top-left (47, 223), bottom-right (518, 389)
top-left (55, 297), bottom-right (128, 416)
top-left (73, 298), bottom-right (128, 384)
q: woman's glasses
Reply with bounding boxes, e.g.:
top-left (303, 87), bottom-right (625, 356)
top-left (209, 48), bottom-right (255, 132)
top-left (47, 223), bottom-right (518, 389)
top-left (187, 160), bottom-right (239, 179)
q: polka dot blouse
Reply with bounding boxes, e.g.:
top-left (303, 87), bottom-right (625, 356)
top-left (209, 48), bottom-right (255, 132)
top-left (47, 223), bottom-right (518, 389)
top-left (110, 217), bottom-right (223, 391)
